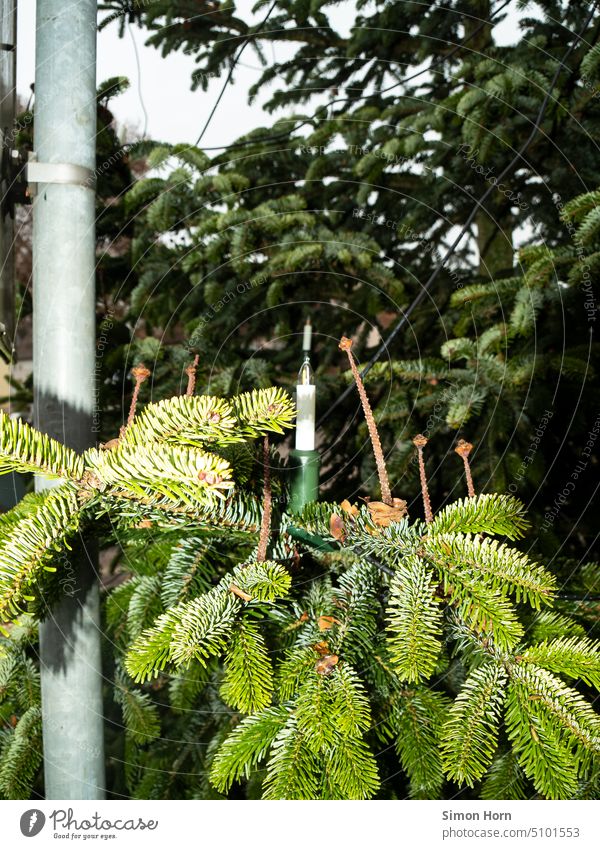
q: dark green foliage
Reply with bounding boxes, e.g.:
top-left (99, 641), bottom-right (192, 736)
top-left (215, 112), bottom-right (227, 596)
top-left (3, 0), bottom-right (600, 802)
top-left (0, 624), bottom-right (43, 799)
top-left (481, 750), bottom-right (528, 801)
top-left (391, 686), bottom-right (450, 799)
top-left (0, 706), bottom-right (42, 799)
top-left (93, 1), bottom-right (600, 560)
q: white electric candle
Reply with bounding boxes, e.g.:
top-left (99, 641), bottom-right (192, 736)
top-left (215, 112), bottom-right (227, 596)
top-left (295, 384), bottom-right (316, 450)
top-left (296, 354), bottom-right (316, 450)
top-left (302, 319), bottom-right (312, 352)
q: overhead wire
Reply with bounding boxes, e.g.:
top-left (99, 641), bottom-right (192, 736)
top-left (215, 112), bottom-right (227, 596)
top-left (194, 0), bottom-right (279, 146)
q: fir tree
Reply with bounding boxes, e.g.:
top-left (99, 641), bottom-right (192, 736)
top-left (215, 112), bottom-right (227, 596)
top-left (0, 355), bottom-right (597, 800)
top-left (97, 1), bottom-right (600, 555)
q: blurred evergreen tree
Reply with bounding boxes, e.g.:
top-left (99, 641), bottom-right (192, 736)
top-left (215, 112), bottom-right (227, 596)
top-left (98, 0), bottom-right (600, 557)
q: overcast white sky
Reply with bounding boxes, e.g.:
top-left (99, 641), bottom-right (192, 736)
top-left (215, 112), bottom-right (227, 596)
top-left (16, 1), bottom-right (524, 148)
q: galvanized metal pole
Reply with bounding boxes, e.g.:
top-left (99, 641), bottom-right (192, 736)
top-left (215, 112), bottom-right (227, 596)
top-left (32, 0), bottom-right (105, 799)
top-left (0, 0), bottom-right (16, 351)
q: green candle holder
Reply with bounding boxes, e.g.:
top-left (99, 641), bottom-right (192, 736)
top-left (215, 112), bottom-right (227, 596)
top-left (288, 448), bottom-right (320, 514)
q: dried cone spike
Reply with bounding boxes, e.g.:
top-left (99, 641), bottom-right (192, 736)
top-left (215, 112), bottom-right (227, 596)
top-left (256, 435), bottom-right (272, 562)
top-left (339, 336), bottom-right (392, 505)
top-left (413, 434), bottom-right (433, 523)
top-left (131, 364), bottom-right (151, 382)
top-left (127, 364), bottom-right (151, 428)
top-left (455, 439), bottom-right (476, 498)
top-left (185, 354), bottom-right (200, 396)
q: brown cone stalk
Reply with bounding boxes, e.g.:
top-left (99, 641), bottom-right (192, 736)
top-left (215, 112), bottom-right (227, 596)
top-left (126, 364), bottom-right (151, 428)
top-left (339, 336), bottom-right (392, 506)
top-left (256, 435), bottom-right (272, 562)
top-left (413, 434), bottom-right (433, 523)
top-left (455, 439), bottom-right (476, 498)
top-left (185, 354), bottom-right (200, 396)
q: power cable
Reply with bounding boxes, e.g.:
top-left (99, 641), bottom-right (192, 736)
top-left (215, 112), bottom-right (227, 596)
top-left (195, 0), bottom-right (279, 146)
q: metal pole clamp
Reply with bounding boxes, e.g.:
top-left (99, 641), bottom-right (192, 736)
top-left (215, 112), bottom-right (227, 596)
top-left (27, 151), bottom-right (96, 196)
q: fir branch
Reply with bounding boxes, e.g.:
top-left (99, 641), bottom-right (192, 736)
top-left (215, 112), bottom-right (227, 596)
top-left (386, 556), bottom-right (443, 682)
top-left (323, 734), bottom-right (380, 800)
top-left (296, 670), bottom-right (337, 753)
top-left (504, 663), bottom-right (600, 798)
top-left (221, 615), bottom-right (274, 714)
top-left (231, 387), bottom-right (296, 438)
top-left (124, 604), bottom-right (182, 683)
top-left (166, 589), bottom-right (240, 670)
top-left (262, 716), bottom-right (320, 800)
top-left (522, 636), bottom-right (600, 689)
top-left (508, 663), bottom-right (600, 762)
top-left (0, 484), bottom-right (84, 624)
top-left (481, 750), bottom-right (529, 800)
top-left (121, 394), bottom-right (238, 449)
top-left (86, 443), bottom-right (234, 506)
top-left (168, 662), bottom-right (212, 713)
top-left (329, 664), bottom-right (372, 739)
top-left (276, 645), bottom-right (319, 702)
top-left (0, 651), bottom-right (39, 713)
top-left (230, 561), bottom-right (292, 602)
top-left (160, 537), bottom-right (216, 608)
top-left (429, 493), bottom-right (529, 539)
top-left (127, 575), bottom-right (163, 641)
top-left (333, 560), bottom-right (380, 662)
top-left (440, 568), bottom-right (524, 650)
top-left (103, 488), bottom-right (264, 534)
top-left (441, 661), bottom-right (508, 786)
top-left (114, 673), bottom-right (161, 745)
top-left (125, 584), bottom-right (239, 683)
top-left (527, 610), bottom-right (586, 644)
top-left (210, 705), bottom-right (290, 793)
top-left (425, 533), bottom-right (555, 608)
top-left (0, 411), bottom-right (84, 480)
top-left (126, 561), bottom-right (291, 682)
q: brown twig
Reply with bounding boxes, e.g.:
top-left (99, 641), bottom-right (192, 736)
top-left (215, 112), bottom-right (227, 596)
top-left (413, 434), bottom-right (433, 523)
top-left (229, 584), bottom-right (252, 602)
top-left (185, 354), bottom-right (200, 396)
top-left (256, 435), bottom-right (272, 562)
top-left (339, 336), bottom-right (392, 505)
top-left (455, 439), bottom-right (476, 498)
top-left (126, 364), bottom-right (151, 428)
